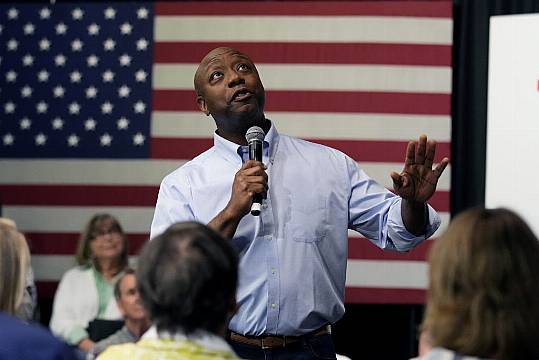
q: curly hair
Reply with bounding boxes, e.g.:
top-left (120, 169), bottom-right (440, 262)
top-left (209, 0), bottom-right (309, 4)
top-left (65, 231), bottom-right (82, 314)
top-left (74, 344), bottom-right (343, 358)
top-left (137, 222), bottom-right (238, 335)
top-left (423, 208), bottom-right (539, 359)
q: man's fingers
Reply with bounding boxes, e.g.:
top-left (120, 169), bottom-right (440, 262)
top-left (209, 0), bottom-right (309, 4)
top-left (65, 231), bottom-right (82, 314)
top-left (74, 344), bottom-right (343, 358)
top-left (433, 158), bottom-right (449, 178)
top-left (405, 141), bottom-right (416, 166)
top-left (424, 140), bottom-right (436, 169)
top-left (415, 135), bottom-right (427, 165)
top-left (390, 171), bottom-right (403, 187)
top-left (242, 160), bottom-right (266, 170)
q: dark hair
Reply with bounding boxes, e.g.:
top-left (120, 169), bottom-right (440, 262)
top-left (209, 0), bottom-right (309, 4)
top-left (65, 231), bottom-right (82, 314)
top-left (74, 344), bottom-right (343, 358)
top-left (75, 213), bottom-right (128, 269)
top-left (137, 222), bottom-right (238, 335)
top-left (424, 207), bottom-right (539, 360)
top-left (114, 268), bottom-right (136, 300)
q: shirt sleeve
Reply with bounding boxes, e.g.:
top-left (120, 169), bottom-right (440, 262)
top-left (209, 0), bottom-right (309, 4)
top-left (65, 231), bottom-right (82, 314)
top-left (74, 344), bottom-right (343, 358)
top-left (150, 172), bottom-right (196, 240)
top-left (346, 156), bottom-right (441, 252)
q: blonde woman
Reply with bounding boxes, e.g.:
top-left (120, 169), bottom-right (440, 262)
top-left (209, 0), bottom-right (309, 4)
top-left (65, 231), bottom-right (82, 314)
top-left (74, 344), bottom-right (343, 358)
top-left (418, 208), bottom-right (539, 360)
top-left (50, 214), bottom-right (129, 353)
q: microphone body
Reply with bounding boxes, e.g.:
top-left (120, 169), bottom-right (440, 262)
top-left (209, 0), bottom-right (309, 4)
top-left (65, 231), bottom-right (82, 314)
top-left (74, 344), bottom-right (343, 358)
top-left (245, 126), bottom-right (265, 216)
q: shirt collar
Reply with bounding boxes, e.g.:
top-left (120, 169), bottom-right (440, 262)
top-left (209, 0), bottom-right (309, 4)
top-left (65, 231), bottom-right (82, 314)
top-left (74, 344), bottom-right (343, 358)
top-left (213, 120), bottom-right (280, 166)
top-left (141, 325), bottom-right (233, 353)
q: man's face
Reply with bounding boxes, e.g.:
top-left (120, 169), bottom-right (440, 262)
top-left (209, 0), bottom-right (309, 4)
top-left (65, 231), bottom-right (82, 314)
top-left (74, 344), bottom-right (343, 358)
top-left (116, 274), bottom-right (147, 321)
top-left (195, 48), bottom-right (265, 135)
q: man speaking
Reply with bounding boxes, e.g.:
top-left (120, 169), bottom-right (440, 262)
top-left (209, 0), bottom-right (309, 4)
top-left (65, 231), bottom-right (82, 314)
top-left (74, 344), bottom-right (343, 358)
top-left (150, 47), bottom-right (449, 359)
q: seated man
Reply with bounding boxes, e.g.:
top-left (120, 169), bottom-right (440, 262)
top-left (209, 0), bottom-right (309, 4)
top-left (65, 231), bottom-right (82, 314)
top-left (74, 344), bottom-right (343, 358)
top-left (98, 222), bottom-right (239, 359)
top-left (88, 269), bottom-right (150, 358)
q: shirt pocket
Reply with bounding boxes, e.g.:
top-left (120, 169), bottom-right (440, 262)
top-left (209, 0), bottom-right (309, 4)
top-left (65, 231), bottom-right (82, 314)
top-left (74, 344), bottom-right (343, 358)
top-left (289, 196), bottom-right (329, 243)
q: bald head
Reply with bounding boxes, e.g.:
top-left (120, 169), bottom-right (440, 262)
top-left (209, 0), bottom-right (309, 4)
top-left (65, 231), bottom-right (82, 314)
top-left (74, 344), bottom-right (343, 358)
top-left (194, 47), bottom-right (255, 96)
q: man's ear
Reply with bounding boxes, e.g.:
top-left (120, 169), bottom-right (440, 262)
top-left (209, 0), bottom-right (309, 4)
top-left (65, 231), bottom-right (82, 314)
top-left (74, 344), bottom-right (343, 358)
top-left (196, 95), bottom-right (210, 116)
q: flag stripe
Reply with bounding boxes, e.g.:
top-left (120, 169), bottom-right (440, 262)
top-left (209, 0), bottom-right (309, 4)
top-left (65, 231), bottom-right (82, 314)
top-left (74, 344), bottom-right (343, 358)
top-left (349, 238), bottom-right (432, 261)
top-left (153, 90), bottom-right (451, 115)
top-left (0, 185), bottom-right (450, 211)
top-left (154, 16), bottom-right (452, 45)
top-left (0, 160), bottom-right (452, 191)
top-left (151, 138), bottom-right (451, 163)
top-left (154, 42), bottom-right (452, 66)
top-left (346, 260), bottom-right (427, 289)
top-left (155, 2), bottom-right (452, 18)
top-left (153, 64), bottom-right (451, 93)
top-left (345, 287), bottom-right (426, 304)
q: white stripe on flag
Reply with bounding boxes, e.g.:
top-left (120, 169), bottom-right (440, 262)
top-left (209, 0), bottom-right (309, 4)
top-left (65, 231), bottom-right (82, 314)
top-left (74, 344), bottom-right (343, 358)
top-left (346, 260), bottom-right (427, 289)
top-left (153, 64), bottom-right (452, 93)
top-left (155, 16), bottom-right (452, 45)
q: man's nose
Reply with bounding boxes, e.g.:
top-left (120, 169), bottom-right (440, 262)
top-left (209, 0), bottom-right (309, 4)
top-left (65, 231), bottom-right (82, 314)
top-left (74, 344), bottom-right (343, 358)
top-left (228, 71), bottom-right (245, 87)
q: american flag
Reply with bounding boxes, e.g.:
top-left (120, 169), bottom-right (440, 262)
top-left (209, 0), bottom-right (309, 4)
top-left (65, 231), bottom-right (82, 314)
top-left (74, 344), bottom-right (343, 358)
top-left (0, 2), bottom-right (452, 304)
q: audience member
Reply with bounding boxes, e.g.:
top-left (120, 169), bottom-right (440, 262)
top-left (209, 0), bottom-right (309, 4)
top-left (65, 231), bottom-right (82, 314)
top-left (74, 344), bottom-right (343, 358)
top-left (0, 217), bottom-right (38, 321)
top-left (88, 268), bottom-right (150, 358)
top-left (416, 208), bottom-right (539, 360)
top-left (98, 222), bottom-right (239, 359)
top-left (50, 214), bottom-right (129, 353)
top-left (0, 222), bottom-right (77, 359)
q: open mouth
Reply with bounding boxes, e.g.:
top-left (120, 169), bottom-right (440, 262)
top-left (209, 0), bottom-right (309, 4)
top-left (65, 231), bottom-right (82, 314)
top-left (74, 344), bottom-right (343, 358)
top-left (231, 88), bottom-right (253, 102)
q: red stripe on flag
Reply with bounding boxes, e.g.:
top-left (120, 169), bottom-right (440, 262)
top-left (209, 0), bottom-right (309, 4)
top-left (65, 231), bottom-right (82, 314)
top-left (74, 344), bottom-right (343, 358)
top-left (0, 185), bottom-right (157, 206)
top-left (25, 232), bottom-right (148, 256)
top-left (345, 287), bottom-right (426, 304)
top-left (36, 281), bottom-right (58, 299)
top-left (154, 42), bottom-right (452, 66)
top-left (153, 90), bottom-right (451, 115)
top-left (155, 2), bottom-right (452, 18)
top-left (151, 137), bottom-right (451, 163)
top-left (348, 238), bottom-right (433, 261)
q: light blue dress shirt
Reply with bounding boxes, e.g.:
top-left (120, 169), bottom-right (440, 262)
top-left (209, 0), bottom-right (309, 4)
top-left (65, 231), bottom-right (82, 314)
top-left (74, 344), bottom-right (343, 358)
top-left (150, 122), bottom-right (440, 336)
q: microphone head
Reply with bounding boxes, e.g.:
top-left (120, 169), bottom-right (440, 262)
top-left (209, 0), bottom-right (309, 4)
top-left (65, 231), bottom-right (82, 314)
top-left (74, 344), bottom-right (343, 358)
top-left (245, 126), bottom-right (265, 144)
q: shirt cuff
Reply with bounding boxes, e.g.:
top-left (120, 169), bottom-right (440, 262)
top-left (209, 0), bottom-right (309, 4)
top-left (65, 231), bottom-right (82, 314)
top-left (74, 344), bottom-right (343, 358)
top-left (66, 326), bottom-right (89, 345)
top-left (387, 198), bottom-right (441, 252)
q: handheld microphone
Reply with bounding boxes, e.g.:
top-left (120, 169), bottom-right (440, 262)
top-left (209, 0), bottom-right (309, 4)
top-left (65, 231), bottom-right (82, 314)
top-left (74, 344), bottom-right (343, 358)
top-left (245, 126), bottom-right (265, 216)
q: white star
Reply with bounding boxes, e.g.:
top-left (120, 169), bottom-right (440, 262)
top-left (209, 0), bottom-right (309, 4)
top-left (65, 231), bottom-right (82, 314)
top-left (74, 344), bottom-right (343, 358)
top-left (118, 85), bottom-right (131, 98)
top-left (134, 101), bottom-right (146, 114)
top-left (39, 7), bottom-right (51, 19)
top-left (87, 54), bottom-right (99, 67)
top-left (53, 85), bottom-right (65, 98)
top-left (37, 70), bottom-right (49, 82)
top-left (21, 85), bottom-right (33, 97)
top-left (72, 8), bottom-right (84, 20)
top-left (35, 133), bottom-right (47, 146)
top-left (136, 38), bottom-right (148, 51)
top-left (101, 101), bottom-right (113, 114)
top-left (71, 39), bottom-right (83, 52)
top-left (102, 70), bottom-right (115, 82)
top-left (36, 101), bottom-right (48, 114)
top-left (120, 22), bottom-right (132, 35)
top-left (133, 132), bottom-right (146, 146)
top-left (88, 23), bottom-right (100, 35)
top-left (55, 23), bottom-right (67, 35)
top-left (85, 86), bottom-right (98, 99)
top-left (54, 54), bottom-right (66, 66)
top-left (7, 39), bottom-right (18, 51)
top-left (67, 134), bottom-right (80, 147)
top-left (103, 38), bottom-right (116, 51)
top-left (135, 69), bottom-right (147, 82)
top-left (6, 70), bottom-right (17, 82)
top-left (39, 38), bottom-right (51, 51)
top-left (52, 117), bottom-right (64, 130)
top-left (70, 70), bottom-right (82, 83)
top-left (23, 23), bottom-right (35, 35)
top-left (137, 7), bottom-right (148, 19)
top-left (117, 117), bottom-right (129, 130)
top-left (20, 117), bottom-right (31, 130)
top-left (22, 54), bottom-right (34, 66)
top-left (104, 7), bottom-right (116, 19)
top-left (100, 133), bottom-right (112, 146)
top-left (119, 54), bottom-right (131, 66)
top-left (3, 133), bottom-right (14, 146)
top-left (85, 118), bottom-right (96, 131)
top-left (69, 102), bottom-right (81, 115)
top-left (7, 8), bottom-right (19, 20)
top-left (4, 102), bottom-right (15, 114)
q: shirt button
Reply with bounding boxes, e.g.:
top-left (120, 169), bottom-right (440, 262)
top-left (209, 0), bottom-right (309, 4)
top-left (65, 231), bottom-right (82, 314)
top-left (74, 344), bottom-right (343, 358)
top-left (271, 303), bottom-right (276, 309)
top-left (265, 235), bottom-right (272, 241)
top-left (262, 203), bottom-right (268, 209)
top-left (271, 268), bottom-right (276, 274)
